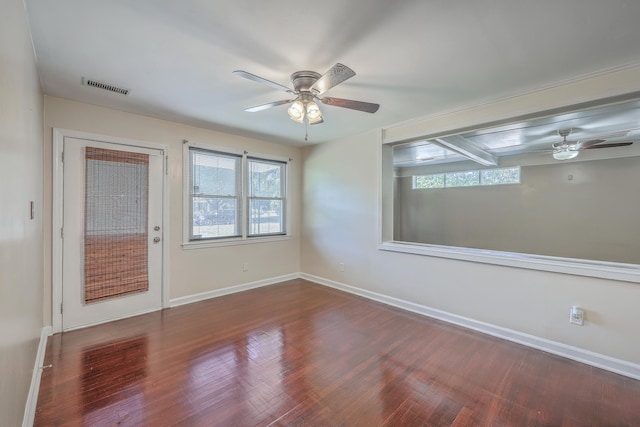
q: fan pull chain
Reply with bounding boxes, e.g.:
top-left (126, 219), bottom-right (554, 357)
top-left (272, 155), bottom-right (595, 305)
top-left (305, 120), bottom-right (309, 141)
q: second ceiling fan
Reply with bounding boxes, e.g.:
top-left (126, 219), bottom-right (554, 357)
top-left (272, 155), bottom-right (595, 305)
top-left (550, 129), bottom-right (633, 160)
top-left (233, 63), bottom-right (379, 126)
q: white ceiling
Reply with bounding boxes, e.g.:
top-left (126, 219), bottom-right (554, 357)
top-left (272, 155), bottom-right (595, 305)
top-left (24, 0), bottom-right (640, 146)
top-left (393, 98), bottom-right (640, 168)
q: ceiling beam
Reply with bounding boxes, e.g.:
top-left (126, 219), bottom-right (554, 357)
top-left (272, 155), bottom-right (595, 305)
top-left (432, 135), bottom-right (498, 166)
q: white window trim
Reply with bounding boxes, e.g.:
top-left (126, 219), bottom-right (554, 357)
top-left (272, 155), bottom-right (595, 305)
top-left (182, 140), bottom-right (291, 249)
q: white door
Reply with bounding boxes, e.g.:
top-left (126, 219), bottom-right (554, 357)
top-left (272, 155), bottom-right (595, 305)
top-left (62, 137), bottom-right (164, 330)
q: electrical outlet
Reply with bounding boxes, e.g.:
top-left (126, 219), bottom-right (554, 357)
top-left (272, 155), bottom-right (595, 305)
top-left (339, 262), bottom-right (345, 272)
top-left (569, 306), bottom-right (584, 325)
top-left (242, 262), bottom-right (249, 272)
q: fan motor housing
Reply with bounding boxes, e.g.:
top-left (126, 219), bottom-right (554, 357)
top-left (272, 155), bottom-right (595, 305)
top-left (290, 71), bottom-right (321, 93)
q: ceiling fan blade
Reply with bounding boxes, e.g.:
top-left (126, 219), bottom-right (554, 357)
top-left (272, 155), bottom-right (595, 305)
top-left (233, 70), bottom-right (294, 93)
top-left (578, 138), bottom-right (606, 148)
top-left (310, 63), bottom-right (356, 95)
top-left (320, 96), bottom-right (380, 113)
top-left (582, 141), bottom-right (633, 150)
top-left (244, 99), bottom-right (294, 112)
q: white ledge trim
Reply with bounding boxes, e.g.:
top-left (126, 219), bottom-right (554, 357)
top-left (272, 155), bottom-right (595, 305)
top-left (182, 234), bottom-right (291, 250)
top-left (379, 241), bottom-right (640, 284)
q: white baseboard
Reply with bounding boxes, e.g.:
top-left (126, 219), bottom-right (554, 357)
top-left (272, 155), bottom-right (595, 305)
top-left (301, 273), bottom-right (640, 381)
top-left (169, 273), bottom-right (300, 307)
top-left (23, 325), bottom-right (52, 427)
top-left (62, 307), bottom-right (165, 333)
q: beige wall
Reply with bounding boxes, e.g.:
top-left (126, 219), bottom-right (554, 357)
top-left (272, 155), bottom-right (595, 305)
top-left (0, 0), bottom-right (45, 425)
top-left (395, 157), bottom-right (640, 264)
top-left (301, 66), bottom-right (640, 365)
top-left (43, 96), bottom-right (302, 323)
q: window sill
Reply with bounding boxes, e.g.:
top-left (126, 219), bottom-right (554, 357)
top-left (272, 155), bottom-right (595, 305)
top-left (378, 241), bottom-right (640, 284)
top-left (182, 234), bottom-right (292, 250)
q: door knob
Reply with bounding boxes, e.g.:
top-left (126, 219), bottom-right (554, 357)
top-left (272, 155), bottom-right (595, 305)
top-left (154, 226), bottom-right (160, 231)
top-left (153, 237), bottom-right (161, 243)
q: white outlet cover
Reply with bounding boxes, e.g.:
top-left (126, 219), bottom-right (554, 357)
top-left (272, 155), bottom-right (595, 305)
top-left (569, 306), bottom-right (584, 325)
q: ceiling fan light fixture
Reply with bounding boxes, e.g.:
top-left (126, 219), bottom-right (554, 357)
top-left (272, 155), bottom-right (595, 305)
top-left (308, 115), bottom-right (324, 125)
top-left (552, 146), bottom-right (579, 160)
top-left (287, 100), bottom-right (304, 123)
top-left (306, 101), bottom-right (323, 124)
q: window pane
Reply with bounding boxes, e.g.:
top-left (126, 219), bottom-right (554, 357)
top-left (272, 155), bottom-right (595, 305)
top-left (249, 199), bottom-right (283, 236)
top-left (414, 174), bottom-right (444, 189)
top-left (445, 170), bottom-right (479, 187)
top-left (190, 150), bottom-right (239, 196)
top-left (86, 157), bottom-right (148, 235)
top-left (480, 167), bottom-right (520, 185)
top-left (249, 159), bottom-right (283, 198)
top-left (192, 197), bottom-right (239, 239)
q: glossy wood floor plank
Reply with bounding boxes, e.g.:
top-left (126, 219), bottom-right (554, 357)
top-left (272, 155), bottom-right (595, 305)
top-left (35, 279), bottom-right (640, 426)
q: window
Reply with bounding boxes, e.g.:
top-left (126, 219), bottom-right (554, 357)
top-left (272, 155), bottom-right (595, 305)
top-left (248, 158), bottom-right (286, 236)
top-left (479, 167), bottom-right (520, 186)
top-left (412, 166), bottom-right (520, 189)
top-left (413, 174), bottom-right (444, 189)
top-left (185, 144), bottom-right (288, 244)
top-left (446, 170), bottom-right (480, 187)
top-left (189, 148), bottom-right (241, 240)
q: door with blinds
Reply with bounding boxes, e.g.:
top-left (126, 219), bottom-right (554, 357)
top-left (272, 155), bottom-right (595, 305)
top-left (62, 137), bottom-right (164, 330)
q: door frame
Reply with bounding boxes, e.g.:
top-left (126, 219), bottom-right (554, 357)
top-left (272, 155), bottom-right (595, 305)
top-left (52, 128), bottom-right (170, 333)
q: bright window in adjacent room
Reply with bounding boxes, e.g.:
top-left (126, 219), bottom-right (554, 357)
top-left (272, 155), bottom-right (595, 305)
top-left (412, 166), bottom-right (520, 189)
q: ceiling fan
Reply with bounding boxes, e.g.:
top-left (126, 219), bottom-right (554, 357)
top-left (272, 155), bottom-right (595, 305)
top-left (550, 129), bottom-right (633, 160)
top-left (233, 63), bottom-right (380, 126)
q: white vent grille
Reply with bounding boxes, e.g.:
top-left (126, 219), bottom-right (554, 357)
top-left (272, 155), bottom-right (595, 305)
top-left (83, 78), bottom-right (130, 96)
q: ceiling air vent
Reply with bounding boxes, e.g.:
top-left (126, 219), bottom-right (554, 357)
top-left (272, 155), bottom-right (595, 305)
top-left (82, 77), bottom-right (130, 96)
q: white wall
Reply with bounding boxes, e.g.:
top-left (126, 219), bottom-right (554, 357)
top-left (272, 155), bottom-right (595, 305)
top-left (0, 0), bottom-right (45, 425)
top-left (43, 96), bottom-right (301, 323)
top-left (395, 157), bottom-right (640, 264)
top-left (301, 66), bottom-right (640, 366)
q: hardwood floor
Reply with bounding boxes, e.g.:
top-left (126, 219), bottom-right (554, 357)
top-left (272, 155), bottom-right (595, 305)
top-left (35, 279), bottom-right (640, 426)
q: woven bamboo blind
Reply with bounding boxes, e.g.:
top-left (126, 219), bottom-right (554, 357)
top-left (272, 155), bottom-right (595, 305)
top-left (84, 147), bottom-right (149, 304)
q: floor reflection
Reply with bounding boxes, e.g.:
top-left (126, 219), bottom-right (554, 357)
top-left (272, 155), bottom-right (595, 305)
top-left (186, 327), bottom-right (292, 424)
top-left (379, 353), bottom-right (467, 424)
top-left (81, 335), bottom-right (148, 422)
